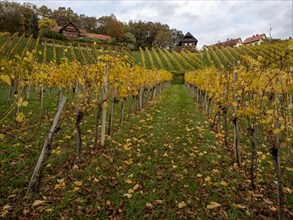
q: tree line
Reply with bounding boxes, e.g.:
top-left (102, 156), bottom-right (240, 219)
top-left (0, 0), bottom-right (184, 50)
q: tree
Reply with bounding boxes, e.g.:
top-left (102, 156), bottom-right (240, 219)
top-left (126, 20), bottom-right (175, 49)
top-left (127, 20), bottom-right (154, 48)
top-left (107, 19), bottom-right (125, 41)
top-left (52, 7), bottom-right (78, 26)
top-left (81, 16), bottom-right (98, 33)
top-left (124, 32), bottom-right (137, 50)
top-left (29, 13), bottom-right (39, 38)
top-left (38, 5), bottom-right (53, 18)
top-left (38, 17), bottom-right (58, 39)
top-left (38, 17), bottom-right (57, 30)
top-left (19, 3), bottom-right (36, 34)
top-left (153, 31), bottom-right (173, 49)
top-left (171, 29), bottom-right (184, 47)
top-left (96, 14), bottom-right (116, 34)
top-left (0, 1), bottom-right (35, 34)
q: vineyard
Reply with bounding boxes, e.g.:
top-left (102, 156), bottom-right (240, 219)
top-left (0, 33), bottom-right (292, 219)
top-left (135, 41), bottom-right (291, 71)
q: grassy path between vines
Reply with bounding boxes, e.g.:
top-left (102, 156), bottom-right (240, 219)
top-left (38, 85), bottom-right (246, 219)
top-left (2, 85), bottom-right (291, 219)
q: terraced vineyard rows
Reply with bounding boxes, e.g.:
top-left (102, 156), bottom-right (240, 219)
top-left (135, 40), bottom-right (292, 71)
top-left (0, 33), bottom-right (134, 64)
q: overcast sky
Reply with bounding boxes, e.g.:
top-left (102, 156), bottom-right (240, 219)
top-left (12, 0), bottom-right (293, 47)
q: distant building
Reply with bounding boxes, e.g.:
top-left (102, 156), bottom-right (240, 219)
top-left (206, 38), bottom-right (242, 49)
top-left (52, 22), bottom-right (111, 41)
top-left (243, 34), bottom-right (267, 45)
top-left (59, 22), bottom-right (80, 38)
top-left (178, 32), bottom-right (198, 49)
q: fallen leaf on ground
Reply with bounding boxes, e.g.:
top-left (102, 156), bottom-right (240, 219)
top-left (178, 201), bottom-right (186, 208)
top-left (32, 200), bottom-right (46, 207)
top-left (207, 202), bottom-right (221, 209)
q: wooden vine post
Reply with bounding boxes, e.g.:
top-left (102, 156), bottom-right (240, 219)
top-left (101, 61), bottom-right (109, 147)
top-left (75, 84), bottom-right (84, 161)
top-left (108, 93), bottom-right (115, 135)
top-left (40, 80), bottom-right (44, 114)
top-left (127, 95), bottom-right (134, 119)
top-left (26, 96), bottom-right (66, 196)
top-left (152, 73), bottom-right (158, 99)
top-left (120, 98), bottom-right (126, 126)
top-left (94, 92), bottom-right (102, 149)
top-left (248, 91), bottom-right (257, 189)
top-left (233, 61), bottom-right (241, 166)
top-left (271, 91), bottom-right (284, 220)
top-left (223, 71), bottom-right (229, 148)
top-left (139, 86), bottom-right (143, 110)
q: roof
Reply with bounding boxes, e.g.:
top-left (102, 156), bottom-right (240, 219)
top-left (83, 33), bottom-right (111, 40)
top-left (60, 22), bottom-right (80, 34)
top-left (243, 34), bottom-right (266, 44)
top-left (208, 38), bottom-right (242, 49)
top-left (51, 26), bottom-right (62, 32)
top-left (184, 32), bottom-right (194, 38)
top-left (179, 32), bottom-right (198, 45)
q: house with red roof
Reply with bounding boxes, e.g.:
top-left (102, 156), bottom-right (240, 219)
top-left (201, 38), bottom-right (242, 50)
top-left (243, 34), bottom-right (267, 46)
top-left (207, 38), bottom-right (242, 49)
top-left (52, 22), bottom-right (111, 41)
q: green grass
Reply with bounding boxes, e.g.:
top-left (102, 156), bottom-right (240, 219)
top-left (0, 85), bottom-right (292, 219)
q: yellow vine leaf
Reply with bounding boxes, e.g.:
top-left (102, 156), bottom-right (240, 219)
top-left (133, 184), bottom-right (139, 190)
top-left (207, 202), bottom-right (221, 209)
top-left (22, 101), bottom-right (28, 107)
top-left (16, 97), bottom-right (23, 107)
top-left (273, 128), bottom-right (282, 135)
top-left (54, 178), bottom-right (65, 190)
top-left (232, 203), bottom-right (247, 209)
top-left (65, 135), bottom-right (72, 140)
top-left (0, 75), bottom-right (11, 85)
top-left (220, 180), bottom-right (228, 186)
top-left (32, 200), bottom-right (46, 207)
top-left (123, 193), bottom-right (132, 198)
top-left (128, 188), bottom-right (134, 194)
top-left (74, 181), bottom-right (83, 186)
top-left (1, 204), bottom-right (12, 217)
top-left (102, 102), bottom-right (108, 109)
top-left (16, 97), bottom-right (28, 107)
top-left (145, 203), bottom-right (153, 208)
top-left (15, 112), bottom-right (25, 122)
top-left (73, 187), bottom-right (80, 192)
top-left (178, 201), bottom-right (186, 208)
top-left (125, 179), bottom-right (133, 184)
top-left (123, 143), bottom-right (132, 151)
